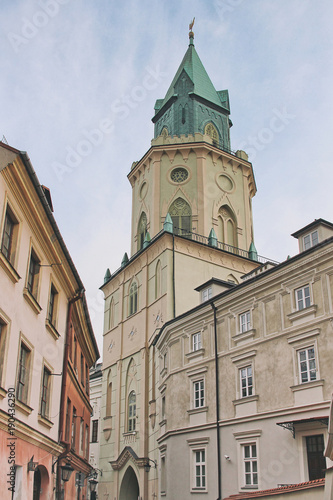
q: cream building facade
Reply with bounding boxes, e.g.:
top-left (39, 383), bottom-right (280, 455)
top-left (155, 218), bottom-right (333, 499)
top-left (0, 142), bottom-right (99, 499)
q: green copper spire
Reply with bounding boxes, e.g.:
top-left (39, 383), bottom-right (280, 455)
top-left (152, 23), bottom-right (232, 149)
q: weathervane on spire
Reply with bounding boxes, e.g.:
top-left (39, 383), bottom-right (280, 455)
top-left (189, 17), bottom-right (195, 40)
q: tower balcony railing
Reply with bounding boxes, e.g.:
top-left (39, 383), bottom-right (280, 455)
top-left (173, 227), bottom-right (278, 265)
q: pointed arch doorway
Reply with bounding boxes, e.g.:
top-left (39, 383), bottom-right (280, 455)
top-left (119, 466), bottom-right (140, 500)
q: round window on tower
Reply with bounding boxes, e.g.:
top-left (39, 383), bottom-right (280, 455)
top-left (170, 167), bottom-right (189, 184)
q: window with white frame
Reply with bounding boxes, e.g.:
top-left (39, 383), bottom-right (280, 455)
top-left (193, 379), bottom-right (204, 408)
top-left (17, 342), bottom-right (31, 404)
top-left (192, 332), bottom-right (202, 351)
top-left (129, 282), bottom-right (138, 316)
top-left (40, 366), bottom-right (51, 418)
top-left (202, 287), bottom-right (212, 302)
top-left (194, 449), bottom-right (206, 489)
top-left (243, 444), bottom-right (258, 487)
top-left (298, 347), bottom-right (317, 383)
top-left (128, 391), bottom-right (136, 432)
top-left (295, 285), bottom-right (311, 311)
top-left (27, 248), bottom-right (40, 300)
top-left (240, 365), bottom-right (253, 398)
top-left (1, 205), bottom-right (19, 266)
top-left (239, 311), bottom-right (251, 333)
top-left (303, 230), bottom-right (318, 250)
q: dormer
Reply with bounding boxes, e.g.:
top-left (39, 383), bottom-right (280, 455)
top-left (195, 278), bottom-right (236, 304)
top-left (291, 219), bottom-right (333, 253)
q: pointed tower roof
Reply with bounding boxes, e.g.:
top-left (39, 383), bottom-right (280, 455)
top-left (160, 33), bottom-right (223, 110)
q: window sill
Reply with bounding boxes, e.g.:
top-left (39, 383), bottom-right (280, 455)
top-left (232, 329), bottom-right (256, 345)
top-left (0, 252), bottom-right (21, 283)
top-left (45, 319), bottom-right (60, 340)
top-left (287, 305), bottom-right (317, 323)
top-left (233, 394), bottom-right (259, 406)
top-left (23, 288), bottom-right (42, 314)
top-left (241, 485), bottom-right (259, 490)
top-left (16, 399), bottom-right (33, 415)
top-left (38, 414), bottom-right (54, 428)
top-left (0, 386), bottom-right (7, 400)
top-left (188, 406), bottom-right (208, 416)
top-left (191, 488), bottom-right (208, 494)
top-left (291, 379), bottom-right (324, 392)
top-left (186, 348), bottom-right (205, 361)
top-left (159, 419), bottom-right (167, 427)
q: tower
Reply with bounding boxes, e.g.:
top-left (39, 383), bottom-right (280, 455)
top-left (99, 27), bottom-right (260, 500)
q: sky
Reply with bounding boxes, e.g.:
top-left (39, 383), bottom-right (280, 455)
top-left (1, 0), bottom-right (332, 357)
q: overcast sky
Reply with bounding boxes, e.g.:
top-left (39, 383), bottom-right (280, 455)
top-left (1, 0), bottom-right (332, 356)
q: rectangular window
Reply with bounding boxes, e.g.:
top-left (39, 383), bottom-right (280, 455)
top-left (192, 332), bottom-right (202, 351)
top-left (73, 335), bottom-right (77, 371)
top-left (27, 249), bottom-right (40, 299)
top-left (194, 380), bottom-right (204, 408)
top-left (91, 419), bottom-right (98, 443)
top-left (240, 311), bottom-right (251, 333)
top-left (160, 455), bottom-right (166, 494)
top-left (85, 363), bottom-right (89, 395)
top-left (306, 434), bottom-right (326, 480)
top-left (80, 419), bottom-right (84, 454)
top-left (303, 230), bottom-right (318, 250)
top-left (17, 343), bottom-right (31, 404)
top-left (1, 210), bottom-right (15, 260)
top-left (85, 424), bottom-right (89, 459)
top-left (243, 444), bottom-right (258, 486)
top-left (298, 347), bottom-right (317, 383)
top-left (202, 287), bottom-right (212, 302)
top-left (71, 407), bottom-right (77, 450)
top-left (194, 450), bottom-right (206, 489)
top-left (240, 366), bottom-right (253, 398)
top-left (296, 285), bottom-right (311, 310)
top-left (65, 398), bottom-right (71, 442)
top-left (40, 366), bottom-right (51, 418)
top-left (48, 284), bottom-right (58, 326)
top-left (81, 353), bottom-right (84, 385)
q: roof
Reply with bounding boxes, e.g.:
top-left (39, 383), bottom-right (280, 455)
top-left (222, 478), bottom-right (325, 499)
top-left (159, 37), bottom-right (224, 110)
top-left (291, 218), bottom-right (333, 238)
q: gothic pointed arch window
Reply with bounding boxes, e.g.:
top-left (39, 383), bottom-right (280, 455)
top-left (155, 260), bottom-right (161, 299)
top-left (204, 122), bottom-right (219, 146)
top-left (218, 205), bottom-right (237, 250)
top-left (109, 297), bottom-right (114, 330)
top-left (129, 281), bottom-right (138, 316)
top-left (137, 212), bottom-right (147, 251)
top-left (106, 370), bottom-right (112, 417)
top-left (128, 390), bottom-right (136, 432)
top-left (169, 198), bottom-right (192, 237)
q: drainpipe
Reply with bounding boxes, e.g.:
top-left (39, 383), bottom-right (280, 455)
top-left (211, 302), bottom-right (222, 500)
top-left (172, 233), bottom-right (176, 318)
top-left (57, 290), bottom-right (84, 498)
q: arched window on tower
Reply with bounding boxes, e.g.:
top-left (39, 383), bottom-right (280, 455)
top-left (155, 260), bottom-right (161, 299)
top-left (109, 297), bottom-right (114, 330)
top-left (129, 282), bottom-right (138, 316)
top-left (218, 205), bottom-right (237, 251)
top-left (128, 391), bottom-right (136, 432)
top-left (106, 371), bottom-right (112, 417)
top-left (169, 198), bottom-right (192, 237)
top-left (204, 122), bottom-right (219, 147)
top-left (137, 212), bottom-right (147, 251)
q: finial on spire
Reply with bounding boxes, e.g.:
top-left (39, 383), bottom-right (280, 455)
top-left (189, 17), bottom-right (195, 44)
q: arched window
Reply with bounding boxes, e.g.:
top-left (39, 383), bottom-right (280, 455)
top-left (218, 205), bottom-right (237, 249)
top-left (169, 198), bottom-right (192, 237)
top-left (204, 122), bottom-right (219, 146)
top-left (129, 282), bottom-right (138, 316)
top-left (128, 391), bottom-right (136, 432)
top-left (155, 260), bottom-right (161, 299)
top-left (106, 371), bottom-right (112, 417)
top-left (109, 298), bottom-right (114, 330)
top-left (137, 212), bottom-right (147, 251)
